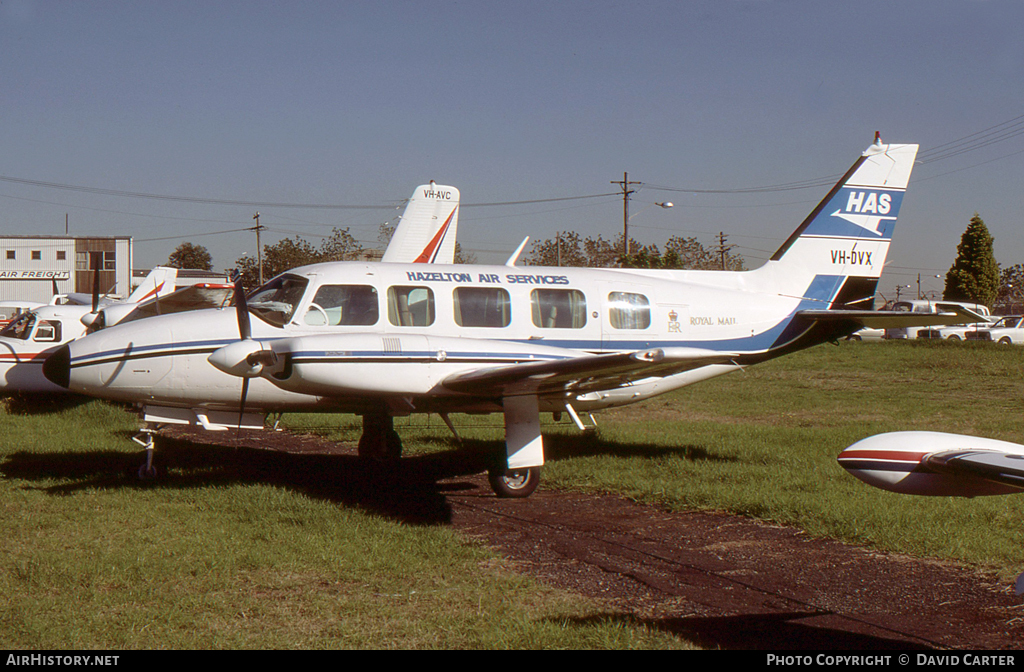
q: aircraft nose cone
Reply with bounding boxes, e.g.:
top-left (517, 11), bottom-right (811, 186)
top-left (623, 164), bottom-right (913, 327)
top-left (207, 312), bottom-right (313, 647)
top-left (42, 345), bottom-right (71, 389)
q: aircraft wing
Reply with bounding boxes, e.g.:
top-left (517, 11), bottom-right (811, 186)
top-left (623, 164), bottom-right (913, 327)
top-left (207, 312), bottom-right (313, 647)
top-left (796, 306), bottom-right (987, 329)
top-left (118, 283), bottom-right (234, 323)
top-left (923, 450), bottom-right (1024, 491)
top-left (441, 347), bottom-right (738, 397)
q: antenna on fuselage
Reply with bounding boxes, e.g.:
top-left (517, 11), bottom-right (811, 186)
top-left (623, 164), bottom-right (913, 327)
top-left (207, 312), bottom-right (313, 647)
top-left (505, 236), bottom-right (530, 267)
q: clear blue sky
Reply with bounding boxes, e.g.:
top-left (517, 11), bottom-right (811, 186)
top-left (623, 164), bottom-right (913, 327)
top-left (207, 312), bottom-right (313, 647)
top-left (2, 0), bottom-right (1022, 301)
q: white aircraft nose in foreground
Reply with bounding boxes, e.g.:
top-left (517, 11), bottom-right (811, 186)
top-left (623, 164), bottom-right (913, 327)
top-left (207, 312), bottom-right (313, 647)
top-left (0, 266), bottom-right (178, 394)
top-left (48, 137), bottom-right (973, 497)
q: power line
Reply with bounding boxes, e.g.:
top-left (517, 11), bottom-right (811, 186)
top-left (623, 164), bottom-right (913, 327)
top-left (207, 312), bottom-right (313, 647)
top-left (0, 174), bottom-right (395, 209)
top-left (0, 172), bottom-right (620, 210)
top-left (5, 113), bottom-right (1023, 215)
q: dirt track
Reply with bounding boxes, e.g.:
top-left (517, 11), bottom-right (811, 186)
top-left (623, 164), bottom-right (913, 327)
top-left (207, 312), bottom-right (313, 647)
top-left (163, 426), bottom-right (1024, 650)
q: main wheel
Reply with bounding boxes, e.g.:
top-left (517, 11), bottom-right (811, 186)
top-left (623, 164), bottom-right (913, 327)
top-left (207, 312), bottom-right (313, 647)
top-left (488, 467), bottom-right (540, 498)
top-left (358, 412), bottom-right (402, 462)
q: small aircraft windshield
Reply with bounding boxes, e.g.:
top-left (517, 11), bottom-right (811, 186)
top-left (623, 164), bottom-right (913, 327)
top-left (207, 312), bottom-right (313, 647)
top-left (246, 275), bottom-right (309, 327)
top-left (0, 312), bottom-right (36, 340)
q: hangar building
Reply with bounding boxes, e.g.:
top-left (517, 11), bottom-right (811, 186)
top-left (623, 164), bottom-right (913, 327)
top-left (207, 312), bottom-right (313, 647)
top-left (0, 235), bottom-right (132, 303)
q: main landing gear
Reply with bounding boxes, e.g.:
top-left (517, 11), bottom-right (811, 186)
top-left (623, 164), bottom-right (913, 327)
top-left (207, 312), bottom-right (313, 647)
top-left (356, 399), bottom-right (545, 499)
top-left (127, 399), bottom-right (548, 500)
top-left (357, 411), bottom-right (403, 462)
top-left (487, 467), bottom-right (541, 498)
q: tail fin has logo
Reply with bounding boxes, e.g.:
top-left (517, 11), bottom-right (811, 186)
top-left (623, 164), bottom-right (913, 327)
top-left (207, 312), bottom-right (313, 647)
top-left (830, 187), bottom-right (904, 237)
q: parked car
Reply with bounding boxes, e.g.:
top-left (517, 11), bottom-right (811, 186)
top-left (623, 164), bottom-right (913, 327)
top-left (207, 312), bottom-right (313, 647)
top-left (885, 300), bottom-right (992, 339)
top-left (965, 315), bottom-right (1024, 344)
top-left (917, 317), bottom-right (997, 341)
top-left (845, 327), bottom-right (885, 341)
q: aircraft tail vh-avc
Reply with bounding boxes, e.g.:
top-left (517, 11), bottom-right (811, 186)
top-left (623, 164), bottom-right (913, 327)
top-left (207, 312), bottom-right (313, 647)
top-left (47, 137), bottom-right (955, 498)
top-left (381, 181), bottom-right (459, 264)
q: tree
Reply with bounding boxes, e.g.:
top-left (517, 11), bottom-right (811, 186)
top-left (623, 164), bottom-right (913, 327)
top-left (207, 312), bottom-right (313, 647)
top-left (524, 232), bottom-right (628, 268)
top-left (233, 227), bottom-right (365, 288)
top-left (524, 231), bottom-right (746, 270)
top-left (663, 235), bottom-right (744, 270)
top-left (995, 263), bottom-right (1024, 312)
top-left (525, 231), bottom-right (589, 267)
top-left (943, 214), bottom-right (999, 307)
top-left (453, 242), bottom-right (477, 265)
top-left (320, 227), bottom-right (364, 262)
top-left (167, 242), bottom-right (213, 271)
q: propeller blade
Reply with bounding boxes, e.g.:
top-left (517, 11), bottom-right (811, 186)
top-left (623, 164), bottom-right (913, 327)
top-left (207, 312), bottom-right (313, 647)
top-left (91, 266), bottom-right (100, 313)
top-left (233, 277), bottom-right (251, 341)
top-left (237, 377), bottom-right (249, 432)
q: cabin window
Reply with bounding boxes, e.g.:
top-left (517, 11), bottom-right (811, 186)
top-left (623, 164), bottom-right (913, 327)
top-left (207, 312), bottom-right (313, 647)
top-left (31, 250), bottom-right (41, 261)
top-left (608, 292), bottom-right (651, 329)
top-left (247, 274), bottom-right (309, 327)
top-left (453, 287), bottom-right (511, 328)
top-left (33, 320), bottom-right (61, 343)
top-left (304, 284), bottom-right (378, 326)
top-left (5, 251), bottom-right (14, 260)
top-left (531, 289), bottom-right (587, 329)
top-left (388, 286), bottom-right (435, 327)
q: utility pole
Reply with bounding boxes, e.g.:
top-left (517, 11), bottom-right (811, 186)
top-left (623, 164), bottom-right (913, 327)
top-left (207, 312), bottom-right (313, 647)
top-left (716, 231), bottom-right (733, 270)
top-left (252, 212), bottom-right (264, 286)
top-left (611, 172), bottom-right (641, 258)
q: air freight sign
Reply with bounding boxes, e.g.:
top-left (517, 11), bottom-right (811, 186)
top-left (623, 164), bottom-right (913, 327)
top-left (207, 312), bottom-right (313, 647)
top-left (0, 271), bottom-right (71, 280)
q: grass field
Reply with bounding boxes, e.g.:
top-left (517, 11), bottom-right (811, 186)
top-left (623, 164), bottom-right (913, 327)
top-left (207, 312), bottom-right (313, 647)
top-left (2, 339), bottom-right (1023, 648)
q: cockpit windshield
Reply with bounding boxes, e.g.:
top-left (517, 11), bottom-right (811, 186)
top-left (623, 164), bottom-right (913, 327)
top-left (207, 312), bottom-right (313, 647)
top-left (245, 274), bottom-right (309, 327)
top-left (0, 312), bottom-right (36, 340)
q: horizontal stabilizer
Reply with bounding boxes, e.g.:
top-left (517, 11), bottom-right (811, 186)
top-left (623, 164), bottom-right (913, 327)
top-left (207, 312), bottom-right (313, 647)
top-left (924, 449), bottom-right (1024, 491)
top-left (796, 307), bottom-right (985, 329)
top-left (442, 347), bottom-right (737, 396)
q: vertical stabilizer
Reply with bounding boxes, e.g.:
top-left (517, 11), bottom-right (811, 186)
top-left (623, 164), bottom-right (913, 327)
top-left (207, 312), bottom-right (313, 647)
top-left (761, 139), bottom-right (919, 308)
top-left (381, 182), bottom-right (460, 264)
top-left (125, 266), bottom-right (178, 304)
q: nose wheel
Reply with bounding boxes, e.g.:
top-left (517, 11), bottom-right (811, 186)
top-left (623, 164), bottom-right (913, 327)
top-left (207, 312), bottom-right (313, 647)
top-left (131, 427), bottom-right (160, 480)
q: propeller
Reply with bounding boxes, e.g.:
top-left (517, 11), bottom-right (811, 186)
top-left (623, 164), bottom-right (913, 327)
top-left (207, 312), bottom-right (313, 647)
top-left (206, 274), bottom-right (277, 430)
top-left (80, 266), bottom-right (104, 329)
top-left (91, 265), bottom-right (100, 313)
top-left (233, 276), bottom-right (253, 431)
top-left (234, 273), bottom-right (251, 341)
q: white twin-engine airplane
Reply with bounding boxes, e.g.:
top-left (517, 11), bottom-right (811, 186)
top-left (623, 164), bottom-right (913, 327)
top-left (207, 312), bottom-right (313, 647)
top-left (0, 266), bottom-right (178, 394)
top-left (0, 182), bottom-right (459, 396)
top-left (44, 138), bottom-right (976, 497)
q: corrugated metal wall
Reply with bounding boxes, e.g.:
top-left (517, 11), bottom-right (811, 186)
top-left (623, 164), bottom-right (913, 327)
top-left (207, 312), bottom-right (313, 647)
top-left (0, 237), bottom-right (131, 303)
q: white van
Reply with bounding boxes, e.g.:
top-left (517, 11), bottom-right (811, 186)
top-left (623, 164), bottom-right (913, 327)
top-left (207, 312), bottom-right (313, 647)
top-left (885, 300), bottom-right (991, 340)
